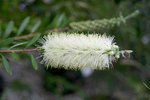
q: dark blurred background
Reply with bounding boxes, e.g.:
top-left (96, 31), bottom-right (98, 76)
top-left (0, 0), bottom-right (150, 100)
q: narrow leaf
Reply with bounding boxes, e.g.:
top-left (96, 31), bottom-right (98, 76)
top-left (30, 54), bottom-right (38, 70)
top-left (0, 38), bottom-right (14, 47)
top-left (0, 23), bottom-right (2, 37)
top-left (31, 20), bottom-right (41, 33)
top-left (4, 21), bottom-right (14, 38)
top-left (17, 17), bottom-right (30, 36)
top-left (9, 42), bottom-right (27, 49)
top-left (51, 14), bottom-right (65, 28)
top-left (1, 54), bottom-right (12, 75)
top-left (56, 14), bottom-right (65, 27)
top-left (26, 33), bottom-right (41, 47)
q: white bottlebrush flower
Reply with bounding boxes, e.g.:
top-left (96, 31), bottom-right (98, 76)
top-left (40, 32), bottom-right (123, 70)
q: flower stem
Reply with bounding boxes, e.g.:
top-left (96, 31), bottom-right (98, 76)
top-left (0, 48), bottom-right (38, 53)
top-left (125, 10), bottom-right (140, 20)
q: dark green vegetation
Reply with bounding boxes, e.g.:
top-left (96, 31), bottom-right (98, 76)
top-left (0, 0), bottom-right (150, 99)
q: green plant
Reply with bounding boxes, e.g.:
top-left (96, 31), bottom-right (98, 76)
top-left (0, 10), bottom-right (139, 75)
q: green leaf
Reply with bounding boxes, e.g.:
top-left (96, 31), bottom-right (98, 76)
top-left (9, 42), bottom-right (27, 49)
top-left (17, 17), bottom-right (30, 36)
top-left (0, 23), bottom-right (2, 37)
top-left (4, 21), bottom-right (14, 38)
top-left (26, 33), bottom-right (41, 47)
top-left (1, 54), bottom-right (12, 75)
top-left (56, 14), bottom-right (65, 27)
top-left (31, 20), bottom-right (41, 33)
top-left (51, 13), bottom-right (65, 28)
top-left (11, 53), bottom-right (20, 61)
top-left (30, 54), bottom-right (38, 70)
top-left (0, 38), bottom-right (14, 47)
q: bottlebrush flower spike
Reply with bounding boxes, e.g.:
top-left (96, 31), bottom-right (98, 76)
top-left (70, 10), bottom-right (139, 32)
top-left (40, 32), bottom-right (132, 70)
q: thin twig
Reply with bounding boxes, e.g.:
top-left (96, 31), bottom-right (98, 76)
top-left (120, 59), bottom-right (150, 76)
top-left (14, 28), bottom-right (68, 41)
top-left (14, 34), bottom-right (36, 40)
top-left (0, 48), bottom-right (38, 53)
top-left (143, 82), bottom-right (150, 90)
top-left (125, 10), bottom-right (140, 20)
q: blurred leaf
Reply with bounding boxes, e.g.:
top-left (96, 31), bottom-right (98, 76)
top-left (11, 53), bottom-right (20, 61)
top-left (1, 54), bottom-right (12, 75)
top-left (17, 17), bottom-right (30, 36)
top-left (0, 38), bottom-right (14, 47)
top-left (30, 20), bottom-right (41, 33)
top-left (9, 42), bottom-right (27, 49)
top-left (56, 14), bottom-right (65, 27)
top-left (51, 14), bottom-right (66, 28)
top-left (11, 80), bottom-right (31, 91)
top-left (4, 21), bottom-right (14, 38)
top-left (26, 33), bottom-right (41, 47)
top-left (30, 54), bottom-right (38, 70)
top-left (0, 22), bottom-right (2, 37)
